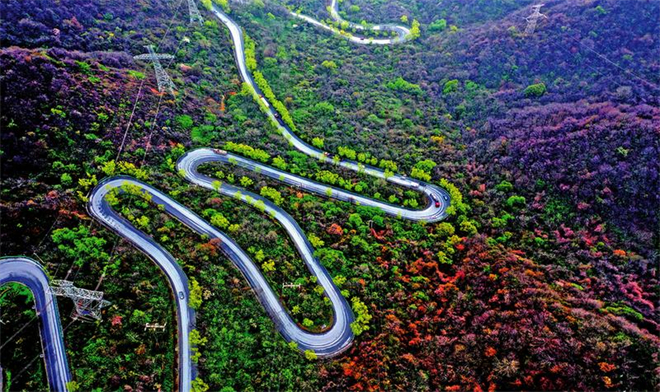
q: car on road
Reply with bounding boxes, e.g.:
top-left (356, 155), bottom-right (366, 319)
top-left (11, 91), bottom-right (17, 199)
top-left (178, 291), bottom-right (185, 300)
top-left (213, 149), bottom-right (227, 155)
top-left (431, 194), bottom-right (441, 208)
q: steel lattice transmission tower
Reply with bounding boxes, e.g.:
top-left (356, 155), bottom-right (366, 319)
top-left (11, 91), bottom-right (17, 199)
top-left (187, 0), bottom-right (204, 25)
top-left (133, 45), bottom-right (176, 96)
top-left (524, 4), bottom-right (547, 35)
top-left (50, 280), bottom-right (110, 321)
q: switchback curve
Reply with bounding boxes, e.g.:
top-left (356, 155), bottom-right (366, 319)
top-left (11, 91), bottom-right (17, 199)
top-left (289, 0), bottom-right (411, 44)
top-left (179, 148), bottom-right (449, 222)
top-left (0, 257), bottom-right (71, 392)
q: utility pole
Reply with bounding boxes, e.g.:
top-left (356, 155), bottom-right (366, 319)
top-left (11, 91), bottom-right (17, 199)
top-left (133, 45), bottom-right (176, 96)
top-left (50, 280), bottom-right (110, 321)
top-left (187, 0), bottom-right (203, 25)
top-left (524, 4), bottom-right (547, 36)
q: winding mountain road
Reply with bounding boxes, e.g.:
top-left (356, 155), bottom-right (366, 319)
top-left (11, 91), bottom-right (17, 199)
top-left (0, 257), bottom-right (71, 392)
top-left (91, 174), bottom-right (355, 355)
top-left (179, 148), bottom-right (449, 222)
top-left (211, 5), bottom-right (447, 219)
top-left (2, 4), bottom-right (448, 392)
top-left (290, 0), bottom-right (411, 44)
top-left (86, 178), bottom-right (197, 391)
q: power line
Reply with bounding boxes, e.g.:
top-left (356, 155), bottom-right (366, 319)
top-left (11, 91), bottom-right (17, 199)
top-left (0, 291), bottom-right (59, 351)
top-left (11, 318), bottom-right (78, 385)
top-left (141, 93), bottom-right (165, 166)
top-left (158, 0), bottom-right (186, 50)
top-left (116, 77), bottom-right (147, 161)
top-left (568, 35), bottom-right (660, 91)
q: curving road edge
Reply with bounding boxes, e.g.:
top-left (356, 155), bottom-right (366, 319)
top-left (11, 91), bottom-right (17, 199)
top-left (87, 177), bottom-right (196, 392)
top-left (0, 257), bottom-right (72, 392)
top-left (211, 6), bottom-right (448, 219)
top-left (179, 148), bottom-right (449, 222)
top-left (289, 0), bottom-right (411, 44)
top-left (3, 5), bottom-right (447, 392)
top-left (87, 174), bottom-right (357, 391)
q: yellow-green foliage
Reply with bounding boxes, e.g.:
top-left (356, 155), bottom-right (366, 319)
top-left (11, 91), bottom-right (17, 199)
top-left (189, 277), bottom-right (203, 310)
top-left (101, 160), bottom-right (148, 180)
top-left (244, 35), bottom-right (257, 71)
top-left (191, 378), bottom-right (210, 392)
top-left (260, 186), bottom-right (284, 206)
top-left (261, 259), bottom-right (276, 272)
top-left (304, 350), bottom-right (318, 360)
top-left (337, 146), bottom-right (356, 160)
top-left (213, 0), bottom-right (229, 12)
top-left (378, 159), bottom-right (398, 173)
top-left (409, 19), bottom-right (421, 39)
top-left (253, 70), bottom-right (297, 131)
top-left (411, 167), bottom-right (431, 181)
top-left (224, 141), bottom-right (270, 162)
top-left (350, 296), bottom-right (372, 336)
top-left (440, 178), bottom-right (468, 216)
top-left (190, 329), bottom-right (207, 363)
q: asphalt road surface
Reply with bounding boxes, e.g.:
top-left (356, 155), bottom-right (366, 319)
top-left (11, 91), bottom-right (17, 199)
top-left (0, 257), bottom-right (71, 392)
top-left (179, 148), bottom-right (450, 222)
top-left (87, 177), bottom-right (197, 392)
top-left (289, 0), bottom-right (411, 44)
top-left (2, 6), bottom-right (448, 392)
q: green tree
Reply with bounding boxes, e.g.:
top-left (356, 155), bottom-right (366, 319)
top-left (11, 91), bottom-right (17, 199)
top-left (312, 137), bottom-right (324, 148)
top-left (189, 278), bottom-right (203, 310)
top-left (176, 115), bottom-right (194, 130)
top-left (239, 176), bottom-right (254, 187)
top-left (210, 213), bottom-right (230, 230)
top-left (409, 19), bottom-right (421, 39)
top-left (304, 350), bottom-right (318, 360)
top-left (506, 195), bottom-right (527, 208)
top-left (321, 60), bottom-right (337, 70)
top-left (428, 18), bottom-right (447, 32)
top-left (191, 378), bottom-right (210, 392)
top-left (60, 173), bottom-right (73, 186)
top-left (385, 77), bottom-right (422, 95)
top-left (52, 225), bottom-right (110, 267)
top-left (496, 180), bottom-right (514, 192)
top-left (443, 79), bottom-right (459, 94)
top-left (524, 82), bottom-right (547, 97)
top-left (260, 186), bottom-right (284, 206)
top-left (350, 297), bottom-right (372, 336)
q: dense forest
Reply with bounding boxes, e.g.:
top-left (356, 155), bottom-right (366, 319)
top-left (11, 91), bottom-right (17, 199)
top-left (1, 0), bottom-right (658, 390)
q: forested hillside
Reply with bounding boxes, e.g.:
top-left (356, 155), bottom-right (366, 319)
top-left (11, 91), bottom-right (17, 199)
top-left (1, 0), bottom-right (658, 390)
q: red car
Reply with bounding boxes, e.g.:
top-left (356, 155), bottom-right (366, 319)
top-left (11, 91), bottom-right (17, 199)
top-left (431, 194), bottom-right (441, 208)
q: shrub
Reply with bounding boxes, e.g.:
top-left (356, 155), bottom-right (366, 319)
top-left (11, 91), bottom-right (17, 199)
top-left (429, 18), bottom-right (447, 32)
top-left (386, 77), bottom-right (422, 95)
top-left (443, 79), bottom-right (459, 94)
top-left (176, 114), bottom-right (194, 130)
top-left (524, 83), bottom-right (547, 97)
